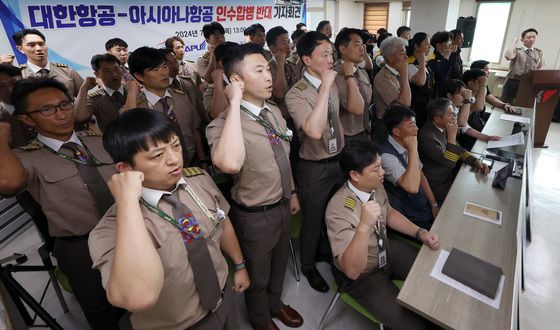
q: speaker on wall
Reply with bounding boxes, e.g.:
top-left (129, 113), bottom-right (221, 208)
top-left (457, 16), bottom-right (477, 48)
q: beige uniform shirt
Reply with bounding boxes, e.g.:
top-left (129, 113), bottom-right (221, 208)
top-left (507, 47), bottom-right (544, 79)
top-left (372, 65), bottom-right (401, 119)
top-left (333, 60), bottom-right (373, 136)
top-left (89, 169), bottom-right (230, 330)
top-left (206, 101), bottom-right (290, 207)
top-left (14, 132), bottom-right (115, 237)
top-left (86, 86), bottom-right (126, 132)
top-left (268, 56), bottom-right (303, 117)
top-left (20, 62), bottom-right (84, 97)
top-left (174, 75), bottom-right (208, 125)
top-left (203, 80), bottom-right (229, 120)
top-left (285, 73), bottom-right (344, 160)
top-left (196, 51), bottom-right (211, 78)
top-left (326, 183), bottom-right (392, 274)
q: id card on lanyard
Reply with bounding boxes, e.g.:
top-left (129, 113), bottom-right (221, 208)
top-left (327, 96), bottom-right (338, 154)
top-left (371, 193), bottom-right (387, 269)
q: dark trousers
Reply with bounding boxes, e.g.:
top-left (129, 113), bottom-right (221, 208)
top-left (344, 130), bottom-right (371, 146)
top-left (230, 199), bottom-right (291, 327)
top-left (53, 237), bottom-right (120, 330)
top-left (345, 239), bottom-right (425, 330)
top-left (501, 78), bottom-right (520, 104)
top-left (189, 282), bottom-right (238, 330)
top-left (297, 159), bottom-right (344, 271)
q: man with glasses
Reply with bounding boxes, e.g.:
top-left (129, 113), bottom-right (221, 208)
top-left (0, 77), bottom-right (121, 329)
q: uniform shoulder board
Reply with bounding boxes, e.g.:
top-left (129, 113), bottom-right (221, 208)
top-left (265, 99), bottom-right (277, 107)
top-left (171, 88), bottom-right (185, 95)
top-left (52, 62), bottom-right (68, 68)
top-left (202, 52), bottom-right (210, 59)
top-left (186, 60), bottom-right (195, 64)
top-left (18, 141), bottom-right (41, 151)
top-left (88, 90), bottom-right (103, 98)
top-left (293, 81), bottom-right (308, 91)
top-left (19, 63), bottom-right (28, 68)
top-left (535, 47), bottom-right (542, 52)
top-left (344, 197), bottom-right (356, 211)
top-left (183, 167), bottom-right (204, 177)
top-left (78, 129), bottom-right (102, 137)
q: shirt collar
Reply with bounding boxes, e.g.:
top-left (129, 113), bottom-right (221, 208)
top-left (143, 89), bottom-right (172, 107)
top-left (240, 99), bottom-right (267, 120)
top-left (141, 177), bottom-right (187, 207)
top-left (103, 85), bottom-right (124, 97)
top-left (37, 131), bottom-right (81, 152)
top-left (27, 61), bottom-right (51, 73)
top-left (384, 64), bottom-right (399, 76)
top-left (388, 135), bottom-right (407, 155)
top-left (1, 102), bottom-right (15, 115)
top-left (303, 70), bottom-right (322, 90)
top-left (522, 45), bottom-right (534, 51)
top-left (347, 181), bottom-right (374, 204)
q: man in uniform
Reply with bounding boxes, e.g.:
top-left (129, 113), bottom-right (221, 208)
top-left (74, 54), bottom-right (126, 132)
top-left (502, 28), bottom-right (544, 104)
top-left (448, 29), bottom-right (464, 80)
top-left (0, 77), bottom-right (120, 329)
top-left (326, 140), bottom-right (438, 330)
top-left (105, 38), bottom-right (133, 82)
top-left (0, 64), bottom-right (31, 147)
top-left (316, 20), bottom-right (338, 62)
top-left (125, 46), bottom-right (200, 167)
top-left (203, 42), bottom-right (237, 120)
top-left (372, 36), bottom-right (411, 142)
top-left (333, 28), bottom-right (372, 144)
top-left (418, 98), bottom-right (488, 205)
top-left (12, 29), bottom-right (83, 98)
top-left (90, 108), bottom-right (249, 330)
top-left (470, 60), bottom-right (516, 112)
top-left (427, 31), bottom-right (452, 98)
top-left (197, 22), bottom-right (226, 84)
top-left (245, 24), bottom-right (273, 61)
top-left (206, 43), bottom-right (303, 330)
top-left (396, 26), bottom-right (412, 40)
top-left (286, 31), bottom-right (361, 292)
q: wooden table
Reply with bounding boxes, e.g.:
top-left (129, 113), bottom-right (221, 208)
top-left (397, 107), bottom-right (533, 330)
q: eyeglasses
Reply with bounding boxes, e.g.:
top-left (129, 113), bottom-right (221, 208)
top-left (26, 100), bottom-right (74, 117)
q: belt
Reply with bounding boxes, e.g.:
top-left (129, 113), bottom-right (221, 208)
top-left (300, 154), bottom-right (340, 164)
top-left (56, 234), bottom-right (89, 241)
top-left (234, 198), bottom-right (285, 213)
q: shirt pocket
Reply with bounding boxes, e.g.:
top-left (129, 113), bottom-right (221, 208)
top-left (41, 166), bottom-right (82, 201)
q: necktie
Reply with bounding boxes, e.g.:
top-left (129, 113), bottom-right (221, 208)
top-left (158, 97), bottom-right (190, 165)
top-left (171, 78), bottom-right (181, 91)
top-left (284, 62), bottom-right (293, 88)
top-left (355, 70), bottom-right (372, 133)
top-left (60, 142), bottom-right (114, 217)
top-left (38, 68), bottom-right (49, 78)
top-left (161, 190), bottom-right (221, 310)
top-left (110, 91), bottom-right (124, 110)
top-left (524, 49), bottom-right (534, 74)
top-left (259, 109), bottom-right (292, 199)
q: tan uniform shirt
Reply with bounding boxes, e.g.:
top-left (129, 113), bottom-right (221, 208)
top-left (20, 62), bottom-right (84, 97)
top-left (326, 183), bottom-right (392, 274)
top-left (203, 80), bottom-right (229, 120)
top-left (86, 86), bottom-right (126, 132)
top-left (206, 101), bottom-right (290, 207)
top-left (507, 47), bottom-right (544, 79)
top-left (285, 74), bottom-right (344, 160)
top-left (268, 56), bottom-right (303, 117)
top-left (372, 65), bottom-right (401, 119)
top-left (89, 170), bottom-right (230, 330)
top-left (14, 132), bottom-right (115, 237)
top-left (263, 49), bottom-right (273, 62)
top-left (333, 60), bottom-right (373, 136)
top-left (173, 76), bottom-right (208, 125)
top-left (196, 51), bottom-right (211, 78)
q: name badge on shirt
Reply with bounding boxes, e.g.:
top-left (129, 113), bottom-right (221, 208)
top-left (328, 138), bottom-right (338, 154)
top-left (378, 250), bottom-right (387, 268)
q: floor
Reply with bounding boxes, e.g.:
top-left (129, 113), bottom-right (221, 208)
top-left (1, 123), bottom-right (559, 330)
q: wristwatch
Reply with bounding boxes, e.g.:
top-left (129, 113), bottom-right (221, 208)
top-left (431, 202), bottom-right (439, 208)
top-left (463, 97), bottom-right (475, 104)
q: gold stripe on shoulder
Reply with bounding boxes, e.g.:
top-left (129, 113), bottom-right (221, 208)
top-left (171, 88), bottom-right (185, 95)
top-left (52, 62), bottom-right (68, 68)
top-left (293, 81), bottom-right (307, 91)
top-left (183, 167), bottom-right (203, 177)
top-left (344, 197), bottom-right (356, 211)
top-left (18, 141), bottom-right (41, 151)
top-left (78, 129), bottom-right (102, 137)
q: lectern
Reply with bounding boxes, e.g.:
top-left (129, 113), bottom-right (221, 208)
top-left (513, 70), bottom-right (560, 147)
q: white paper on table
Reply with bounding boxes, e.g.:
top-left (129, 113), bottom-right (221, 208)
top-left (487, 132), bottom-right (525, 149)
top-left (430, 250), bottom-right (505, 309)
top-left (500, 113), bottom-right (530, 124)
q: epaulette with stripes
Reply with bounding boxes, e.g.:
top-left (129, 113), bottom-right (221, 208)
top-left (183, 167), bottom-right (204, 177)
top-left (52, 62), bottom-right (69, 68)
top-left (88, 90), bottom-right (103, 98)
top-left (293, 81), bottom-right (307, 91)
top-left (18, 141), bottom-right (41, 151)
top-left (344, 197), bottom-right (356, 211)
top-left (78, 129), bottom-right (102, 137)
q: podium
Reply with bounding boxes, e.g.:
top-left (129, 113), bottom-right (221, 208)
top-left (513, 70), bottom-right (560, 147)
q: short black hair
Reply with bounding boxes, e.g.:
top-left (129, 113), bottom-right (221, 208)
top-left (427, 98), bottom-right (452, 120)
top-left (449, 29), bottom-right (463, 39)
top-left (0, 64), bottom-right (22, 77)
top-left (406, 32), bottom-right (429, 56)
top-left (376, 28), bottom-right (388, 35)
top-left (12, 29), bottom-right (46, 46)
top-left (11, 78), bottom-right (71, 115)
top-left (396, 26), bottom-right (411, 37)
top-left (296, 23), bottom-right (306, 30)
top-left (245, 23), bottom-right (265, 37)
top-left (376, 32), bottom-right (392, 48)
top-left (462, 69), bottom-right (485, 85)
top-left (470, 60), bottom-right (489, 70)
top-left (203, 22), bottom-right (225, 39)
top-left (383, 105), bottom-right (416, 134)
top-left (316, 20), bottom-right (331, 33)
top-left (223, 43), bottom-right (265, 78)
top-left (334, 28), bottom-right (362, 57)
top-left (90, 53), bottom-right (120, 72)
top-left (430, 31), bottom-right (451, 48)
top-left (105, 38), bottom-right (128, 50)
top-left (214, 41), bottom-right (239, 64)
top-left (128, 46), bottom-right (165, 77)
top-left (521, 28), bottom-right (538, 38)
top-left (361, 30), bottom-right (375, 45)
top-left (103, 108), bottom-right (177, 165)
top-left (339, 140), bottom-right (380, 178)
top-left (444, 79), bottom-right (466, 96)
top-left (164, 36), bottom-right (183, 49)
top-left (266, 26), bottom-right (289, 47)
top-left (296, 31), bottom-right (330, 60)
top-left (291, 29), bottom-right (306, 43)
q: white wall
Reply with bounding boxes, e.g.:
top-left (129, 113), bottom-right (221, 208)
top-left (410, 0), bottom-right (450, 35)
top-left (387, 2), bottom-right (403, 35)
